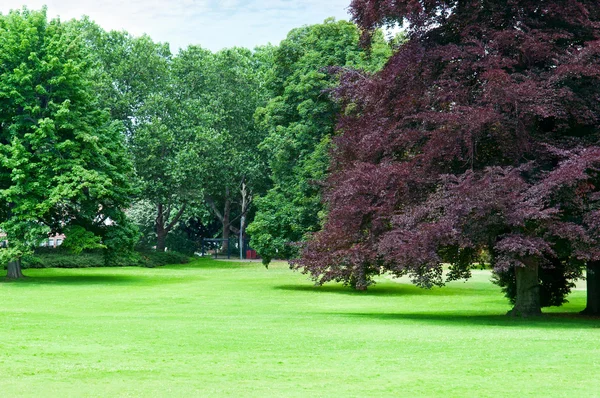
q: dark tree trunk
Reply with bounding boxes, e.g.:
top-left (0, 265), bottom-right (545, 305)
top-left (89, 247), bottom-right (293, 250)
top-left (156, 203), bottom-right (166, 252)
top-left (582, 261), bottom-right (600, 316)
top-left (156, 227), bottom-right (167, 252)
top-left (155, 203), bottom-right (186, 253)
top-left (222, 188), bottom-right (231, 252)
top-left (351, 265), bottom-right (368, 291)
top-left (507, 258), bottom-right (542, 317)
top-left (6, 258), bottom-right (24, 279)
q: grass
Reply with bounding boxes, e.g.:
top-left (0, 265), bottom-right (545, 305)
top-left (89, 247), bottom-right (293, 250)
top-left (0, 258), bottom-right (598, 397)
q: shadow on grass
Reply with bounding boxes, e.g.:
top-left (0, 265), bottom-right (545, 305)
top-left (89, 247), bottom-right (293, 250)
top-left (331, 311), bottom-right (600, 328)
top-left (168, 260), bottom-right (245, 270)
top-left (274, 283), bottom-right (483, 297)
top-left (4, 274), bottom-right (154, 286)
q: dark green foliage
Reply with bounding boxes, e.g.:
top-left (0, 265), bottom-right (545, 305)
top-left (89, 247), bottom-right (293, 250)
top-left (20, 249), bottom-right (189, 269)
top-left (493, 260), bottom-right (583, 308)
top-left (248, 19), bottom-right (392, 265)
top-left (136, 250), bottom-right (190, 268)
top-left (162, 229), bottom-right (198, 256)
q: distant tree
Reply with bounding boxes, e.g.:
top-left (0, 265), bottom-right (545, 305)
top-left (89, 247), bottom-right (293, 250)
top-left (247, 18), bottom-right (392, 265)
top-left (296, 1), bottom-right (600, 316)
top-left (174, 46), bottom-right (273, 252)
top-left (0, 8), bottom-right (135, 277)
top-left (70, 23), bottom-right (216, 252)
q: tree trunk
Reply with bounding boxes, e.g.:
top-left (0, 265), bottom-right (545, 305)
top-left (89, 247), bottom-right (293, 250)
top-left (222, 188), bottom-right (231, 253)
top-left (154, 203), bottom-right (186, 252)
top-left (156, 227), bottom-right (167, 252)
top-left (507, 258), bottom-right (542, 317)
top-left (6, 258), bottom-right (24, 279)
top-left (239, 179), bottom-right (251, 259)
top-left (581, 261), bottom-right (600, 316)
top-left (156, 203), bottom-right (166, 252)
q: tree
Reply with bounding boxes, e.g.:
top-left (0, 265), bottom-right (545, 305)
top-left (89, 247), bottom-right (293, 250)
top-left (0, 8), bottom-right (135, 277)
top-left (174, 46), bottom-right (273, 252)
top-left (71, 23), bottom-right (215, 252)
top-left (247, 19), bottom-right (392, 265)
top-left (296, 1), bottom-right (600, 315)
top-left (130, 91), bottom-right (212, 252)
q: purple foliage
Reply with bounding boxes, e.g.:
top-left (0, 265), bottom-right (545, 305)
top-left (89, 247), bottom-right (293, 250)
top-left (295, 0), bottom-right (600, 290)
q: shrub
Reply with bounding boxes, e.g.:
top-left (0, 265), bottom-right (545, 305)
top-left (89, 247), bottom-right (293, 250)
top-left (136, 250), bottom-right (190, 268)
top-left (19, 249), bottom-right (190, 269)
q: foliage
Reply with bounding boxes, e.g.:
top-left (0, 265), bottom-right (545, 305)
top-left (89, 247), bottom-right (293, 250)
top-left (61, 225), bottom-right (106, 254)
top-left (295, 0), bottom-right (600, 308)
top-left (135, 250), bottom-right (190, 268)
top-left (0, 8), bottom-right (135, 268)
top-left (21, 248), bottom-right (189, 269)
top-left (248, 19), bottom-right (392, 265)
top-left (70, 23), bottom-right (218, 251)
top-left (493, 259), bottom-right (583, 307)
top-left (173, 45), bottom-right (274, 246)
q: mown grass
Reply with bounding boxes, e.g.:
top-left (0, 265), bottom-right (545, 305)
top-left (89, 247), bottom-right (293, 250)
top-left (0, 258), bottom-right (597, 397)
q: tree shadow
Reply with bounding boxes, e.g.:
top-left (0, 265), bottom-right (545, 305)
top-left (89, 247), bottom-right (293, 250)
top-left (169, 261), bottom-right (245, 270)
top-left (4, 274), bottom-right (156, 286)
top-left (274, 283), bottom-right (484, 297)
top-left (329, 311), bottom-right (600, 329)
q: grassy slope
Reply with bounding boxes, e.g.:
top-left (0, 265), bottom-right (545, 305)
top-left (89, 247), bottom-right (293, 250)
top-left (0, 259), bottom-right (597, 397)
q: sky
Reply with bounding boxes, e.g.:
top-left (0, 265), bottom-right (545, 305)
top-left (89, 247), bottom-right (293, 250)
top-left (0, 0), bottom-right (353, 52)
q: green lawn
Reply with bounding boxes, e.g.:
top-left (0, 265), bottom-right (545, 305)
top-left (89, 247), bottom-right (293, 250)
top-left (0, 258), bottom-right (598, 397)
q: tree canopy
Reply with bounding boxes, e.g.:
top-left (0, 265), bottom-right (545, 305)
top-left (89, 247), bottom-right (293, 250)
top-left (0, 8), bottom-right (135, 277)
top-left (295, 0), bottom-right (600, 316)
top-left (247, 18), bottom-right (392, 265)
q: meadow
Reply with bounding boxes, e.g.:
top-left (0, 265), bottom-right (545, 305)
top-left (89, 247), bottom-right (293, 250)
top-left (0, 258), bottom-right (597, 397)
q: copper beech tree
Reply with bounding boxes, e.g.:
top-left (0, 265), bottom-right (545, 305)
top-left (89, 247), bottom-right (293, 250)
top-left (295, 0), bottom-right (600, 316)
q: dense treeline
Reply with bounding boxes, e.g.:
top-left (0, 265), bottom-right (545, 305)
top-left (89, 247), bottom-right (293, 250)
top-left (247, 18), bottom-right (392, 265)
top-left (2, 3), bottom-right (598, 317)
top-left (0, 8), bottom-right (392, 277)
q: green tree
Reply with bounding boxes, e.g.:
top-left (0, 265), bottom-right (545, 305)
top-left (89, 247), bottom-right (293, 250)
top-left (247, 18), bottom-right (392, 265)
top-left (70, 22), bottom-right (214, 252)
top-left (174, 46), bottom-right (272, 253)
top-left (0, 8), bottom-right (134, 277)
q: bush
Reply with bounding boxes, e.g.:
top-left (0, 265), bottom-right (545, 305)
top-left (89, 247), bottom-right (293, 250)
top-left (492, 258), bottom-right (582, 308)
top-left (22, 252), bottom-right (106, 269)
top-left (20, 249), bottom-right (190, 269)
top-left (135, 250), bottom-right (190, 268)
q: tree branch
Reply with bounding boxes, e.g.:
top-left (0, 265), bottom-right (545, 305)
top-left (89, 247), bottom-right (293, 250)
top-left (205, 195), bottom-right (224, 223)
top-left (165, 203), bottom-right (187, 233)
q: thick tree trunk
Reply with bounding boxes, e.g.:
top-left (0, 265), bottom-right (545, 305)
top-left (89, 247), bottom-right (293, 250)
top-left (6, 258), bottom-right (24, 279)
top-left (155, 203), bottom-right (186, 252)
top-left (156, 227), bottom-right (167, 252)
top-left (581, 261), bottom-right (600, 316)
top-left (507, 258), bottom-right (542, 317)
top-left (351, 265), bottom-right (368, 291)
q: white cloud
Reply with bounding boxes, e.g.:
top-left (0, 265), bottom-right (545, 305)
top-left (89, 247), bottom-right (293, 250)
top-left (0, 0), bottom-right (352, 51)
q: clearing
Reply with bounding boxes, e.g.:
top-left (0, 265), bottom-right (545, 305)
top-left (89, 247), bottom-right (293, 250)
top-left (0, 258), bottom-right (597, 397)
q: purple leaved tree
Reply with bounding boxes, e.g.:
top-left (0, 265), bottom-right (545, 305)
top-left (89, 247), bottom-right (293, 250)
top-left (294, 0), bottom-right (600, 316)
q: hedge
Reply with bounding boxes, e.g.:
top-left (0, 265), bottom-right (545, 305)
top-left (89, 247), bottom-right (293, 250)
top-left (20, 249), bottom-right (190, 269)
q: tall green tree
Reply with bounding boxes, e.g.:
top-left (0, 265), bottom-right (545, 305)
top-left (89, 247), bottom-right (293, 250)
top-left (70, 23), bottom-right (214, 252)
top-left (0, 8), bottom-right (134, 277)
top-left (174, 46), bottom-right (273, 251)
top-left (247, 18), bottom-right (392, 265)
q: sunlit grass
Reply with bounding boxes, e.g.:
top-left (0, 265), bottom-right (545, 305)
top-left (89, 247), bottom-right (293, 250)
top-left (0, 259), bottom-right (597, 397)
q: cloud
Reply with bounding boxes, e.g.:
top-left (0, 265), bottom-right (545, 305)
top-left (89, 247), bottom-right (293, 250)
top-left (0, 0), bottom-right (352, 51)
